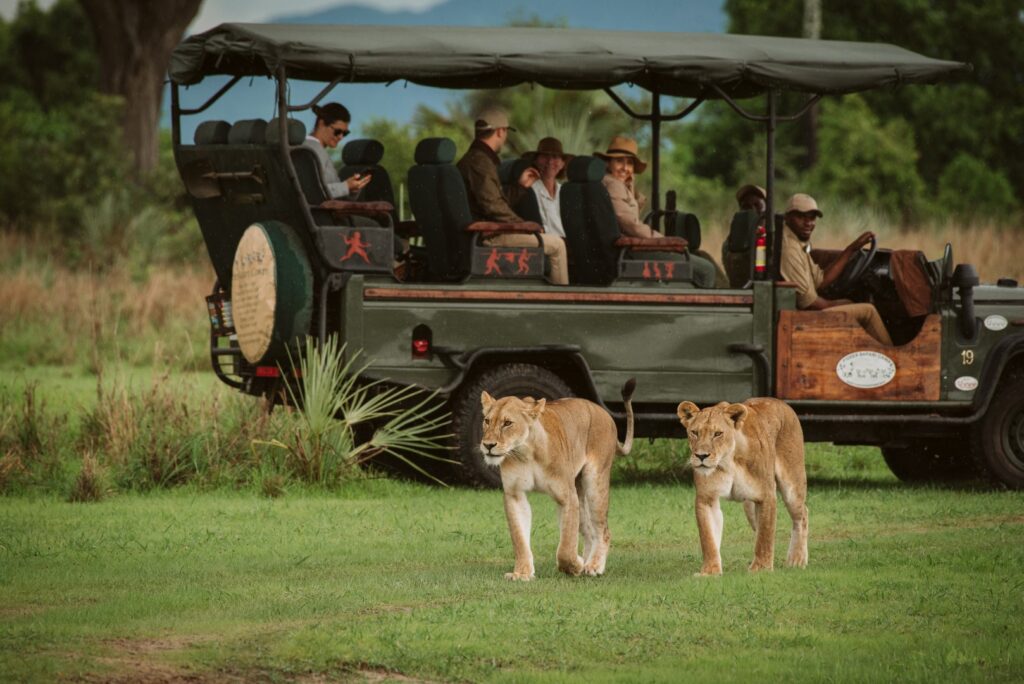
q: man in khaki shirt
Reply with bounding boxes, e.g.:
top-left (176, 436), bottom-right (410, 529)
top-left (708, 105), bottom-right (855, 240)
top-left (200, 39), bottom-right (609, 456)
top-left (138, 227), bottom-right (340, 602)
top-left (456, 108), bottom-right (568, 285)
top-left (779, 193), bottom-right (893, 346)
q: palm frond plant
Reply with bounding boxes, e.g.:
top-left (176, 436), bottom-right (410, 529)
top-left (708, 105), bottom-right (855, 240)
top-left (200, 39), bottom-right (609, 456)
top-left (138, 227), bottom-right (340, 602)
top-left (261, 335), bottom-right (451, 486)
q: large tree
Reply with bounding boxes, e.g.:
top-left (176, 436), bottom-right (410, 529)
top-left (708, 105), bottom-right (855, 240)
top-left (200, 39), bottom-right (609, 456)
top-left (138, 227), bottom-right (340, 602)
top-left (79, 0), bottom-right (202, 177)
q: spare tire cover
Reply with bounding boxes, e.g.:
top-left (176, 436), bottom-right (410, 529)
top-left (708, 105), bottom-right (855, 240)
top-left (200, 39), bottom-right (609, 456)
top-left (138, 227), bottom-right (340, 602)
top-left (231, 221), bottom-right (313, 364)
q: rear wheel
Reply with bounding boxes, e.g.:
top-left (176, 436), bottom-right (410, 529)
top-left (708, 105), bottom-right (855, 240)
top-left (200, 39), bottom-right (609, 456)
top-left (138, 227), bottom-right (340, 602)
top-left (974, 370), bottom-right (1024, 489)
top-left (449, 363), bottom-right (573, 488)
top-left (880, 439), bottom-right (973, 483)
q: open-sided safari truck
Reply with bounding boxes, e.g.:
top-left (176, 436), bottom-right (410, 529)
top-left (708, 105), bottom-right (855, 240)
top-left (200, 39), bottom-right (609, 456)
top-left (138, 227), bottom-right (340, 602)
top-left (169, 24), bottom-right (1024, 489)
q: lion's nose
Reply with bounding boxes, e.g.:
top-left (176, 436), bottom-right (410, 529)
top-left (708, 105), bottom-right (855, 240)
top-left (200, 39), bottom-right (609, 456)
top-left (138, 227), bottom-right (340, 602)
top-left (482, 442), bottom-right (497, 453)
top-left (695, 452), bottom-right (710, 462)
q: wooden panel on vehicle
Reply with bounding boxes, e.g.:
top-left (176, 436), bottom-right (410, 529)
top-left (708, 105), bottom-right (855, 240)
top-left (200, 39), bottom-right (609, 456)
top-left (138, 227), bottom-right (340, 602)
top-left (776, 311), bottom-right (940, 400)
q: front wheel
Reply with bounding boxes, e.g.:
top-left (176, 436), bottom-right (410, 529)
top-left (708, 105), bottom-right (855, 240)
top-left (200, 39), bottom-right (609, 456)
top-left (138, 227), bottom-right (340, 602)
top-left (449, 363), bottom-right (573, 488)
top-left (974, 370), bottom-right (1024, 489)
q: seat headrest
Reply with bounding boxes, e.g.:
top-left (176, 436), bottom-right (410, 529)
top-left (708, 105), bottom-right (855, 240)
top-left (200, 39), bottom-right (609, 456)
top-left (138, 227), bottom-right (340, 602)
top-left (228, 119), bottom-right (268, 145)
top-left (194, 120), bottom-right (230, 145)
top-left (567, 156), bottom-right (606, 183)
top-left (342, 139), bottom-right (385, 166)
top-left (414, 138), bottom-right (456, 165)
top-left (266, 118), bottom-right (307, 146)
top-left (498, 158), bottom-right (531, 186)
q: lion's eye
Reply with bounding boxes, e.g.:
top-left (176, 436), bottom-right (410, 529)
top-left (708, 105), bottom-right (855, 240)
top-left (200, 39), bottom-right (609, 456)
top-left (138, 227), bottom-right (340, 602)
top-left (483, 418), bottom-right (490, 426)
top-left (714, 431), bottom-right (723, 438)
top-left (502, 419), bottom-right (513, 428)
top-left (690, 430), bottom-right (698, 438)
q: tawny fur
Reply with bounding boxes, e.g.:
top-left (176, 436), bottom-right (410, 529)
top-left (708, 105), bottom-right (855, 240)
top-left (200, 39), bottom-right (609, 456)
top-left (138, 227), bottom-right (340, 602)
top-left (480, 380), bottom-right (635, 581)
top-left (677, 398), bottom-right (808, 576)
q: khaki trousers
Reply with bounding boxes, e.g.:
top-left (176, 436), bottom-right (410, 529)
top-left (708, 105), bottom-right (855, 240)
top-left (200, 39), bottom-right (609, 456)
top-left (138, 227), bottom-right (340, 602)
top-left (484, 232), bottom-right (569, 285)
top-left (831, 303), bottom-right (894, 346)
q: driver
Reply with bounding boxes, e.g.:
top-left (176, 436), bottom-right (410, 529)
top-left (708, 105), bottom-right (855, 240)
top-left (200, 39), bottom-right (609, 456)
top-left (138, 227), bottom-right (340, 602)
top-left (780, 193), bottom-right (893, 346)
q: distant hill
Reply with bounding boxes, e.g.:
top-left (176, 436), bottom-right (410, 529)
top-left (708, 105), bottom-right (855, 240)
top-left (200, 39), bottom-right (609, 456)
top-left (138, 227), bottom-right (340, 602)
top-left (169, 0), bottom-right (726, 141)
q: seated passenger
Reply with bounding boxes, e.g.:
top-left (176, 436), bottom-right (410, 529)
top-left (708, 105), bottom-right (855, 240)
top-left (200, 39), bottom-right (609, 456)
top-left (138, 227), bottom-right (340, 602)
top-left (456, 108), bottom-right (568, 285)
top-left (722, 183), bottom-right (768, 287)
top-left (303, 102), bottom-right (371, 199)
top-left (596, 136), bottom-right (717, 288)
top-left (522, 136), bottom-right (573, 238)
top-left (780, 193), bottom-right (894, 346)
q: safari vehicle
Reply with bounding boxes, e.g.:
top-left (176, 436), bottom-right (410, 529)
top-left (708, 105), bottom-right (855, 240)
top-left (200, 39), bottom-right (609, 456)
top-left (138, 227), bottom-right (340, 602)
top-left (169, 24), bottom-right (1024, 489)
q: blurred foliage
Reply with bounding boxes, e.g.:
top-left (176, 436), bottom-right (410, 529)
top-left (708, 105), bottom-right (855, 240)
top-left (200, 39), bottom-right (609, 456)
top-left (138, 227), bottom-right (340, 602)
top-left (723, 0), bottom-right (1023, 220)
top-left (0, 0), bottom-right (199, 263)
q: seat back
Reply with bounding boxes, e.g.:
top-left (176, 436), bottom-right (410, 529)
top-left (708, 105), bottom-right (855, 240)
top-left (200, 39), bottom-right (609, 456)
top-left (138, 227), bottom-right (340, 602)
top-left (560, 156), bottom-right (622, 285)
top-left (407, 138), bottom-right (470, 280)
top-left (227, 118), bottom-right (267, 145)
top-left (339, 138), bottom-right (397, 223)
top-left (498, 158), bottom-right (543, 223)
top-left (722, 210), bottom-right (760, 287)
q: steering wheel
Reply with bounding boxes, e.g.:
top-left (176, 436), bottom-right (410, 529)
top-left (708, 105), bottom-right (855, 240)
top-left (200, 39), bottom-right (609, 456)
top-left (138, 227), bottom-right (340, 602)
top-left (825, 236), bottom-right (878, 299)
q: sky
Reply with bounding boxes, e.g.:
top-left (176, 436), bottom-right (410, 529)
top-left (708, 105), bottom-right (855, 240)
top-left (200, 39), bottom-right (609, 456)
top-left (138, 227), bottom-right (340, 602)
top-left (0, 0), bottom-right (445, 29)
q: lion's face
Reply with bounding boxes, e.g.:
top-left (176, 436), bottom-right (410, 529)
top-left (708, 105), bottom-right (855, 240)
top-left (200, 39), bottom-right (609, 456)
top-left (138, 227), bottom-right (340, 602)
top-left (676, 401), bottom-right (748, 475)
top-left (480, 392), bottom-right (546, 466)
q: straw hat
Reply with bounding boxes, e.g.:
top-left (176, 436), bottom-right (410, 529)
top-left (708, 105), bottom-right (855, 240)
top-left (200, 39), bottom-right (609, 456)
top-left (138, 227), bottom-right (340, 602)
top-left (595, 135), bottom-right (647, 174)
top-left (523, 137), bottom-right (574, 178)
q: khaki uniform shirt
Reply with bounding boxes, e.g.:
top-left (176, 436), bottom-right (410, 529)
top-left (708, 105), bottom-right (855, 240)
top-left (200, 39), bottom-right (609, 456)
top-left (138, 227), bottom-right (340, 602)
top-left (779, 226), bottom-right (824, 309)
top-left (602, 174), bottom-right (660, 238)
top-left (456, 140), bottom-right (524, 223)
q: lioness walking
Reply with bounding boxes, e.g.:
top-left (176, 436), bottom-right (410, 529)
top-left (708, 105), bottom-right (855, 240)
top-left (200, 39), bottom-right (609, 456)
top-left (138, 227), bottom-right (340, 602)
top-left (677, 398), bottom-right (808, 575)
top-left (480, 379), bottom-right (636, 581)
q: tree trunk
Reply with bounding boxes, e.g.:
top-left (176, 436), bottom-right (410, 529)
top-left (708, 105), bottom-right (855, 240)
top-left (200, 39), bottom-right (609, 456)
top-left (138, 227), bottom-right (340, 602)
top-left (79, 0), bottom-right (202, 178)
top-left (802, 0), bottom-right (822, 169)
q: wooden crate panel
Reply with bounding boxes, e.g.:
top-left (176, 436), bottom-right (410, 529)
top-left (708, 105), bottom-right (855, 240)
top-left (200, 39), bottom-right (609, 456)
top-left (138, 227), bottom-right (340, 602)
top-left (776, 311), bottom-right (940, 400)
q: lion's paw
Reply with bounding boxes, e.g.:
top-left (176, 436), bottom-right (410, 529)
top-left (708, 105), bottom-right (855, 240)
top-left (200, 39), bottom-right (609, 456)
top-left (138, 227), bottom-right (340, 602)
top-left (785, 553), bottom-right (808, 569)
top-left (504, 571), bottom-right (535, 581)
top-left (694, 567), bottom-right (722, 577)
top-left (748, 561), bottom-right (774, 572)
top-left (582, 563), bottom-right (604, 577)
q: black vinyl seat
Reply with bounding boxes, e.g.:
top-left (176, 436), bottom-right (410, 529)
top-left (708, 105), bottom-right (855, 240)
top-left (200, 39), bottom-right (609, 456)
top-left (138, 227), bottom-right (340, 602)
top-left (498, 158), bottom-right (543, 224)
top-left (407, 137), bottom-right (545, 282)
top-left (227, 118), bottom-right (268, 145)
top-left (338, 138), bottom-right (397, 225)
top-left (560, 156), bottom-right (693, 286)
top-left (193, 120), bottom-right (230, 145)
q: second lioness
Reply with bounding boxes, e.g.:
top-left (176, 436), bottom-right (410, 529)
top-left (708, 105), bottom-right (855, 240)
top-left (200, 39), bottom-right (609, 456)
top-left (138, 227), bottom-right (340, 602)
top-left (677, 398), bottom-right (808, 576)
top-left (480, 380), bottom-right (635, 581)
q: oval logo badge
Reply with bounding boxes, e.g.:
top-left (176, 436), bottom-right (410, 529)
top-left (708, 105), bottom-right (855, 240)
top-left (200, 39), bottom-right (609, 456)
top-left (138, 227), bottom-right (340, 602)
top-left (984, 315), bottom-right (1008, 332)
top-left (835, 351), bottom-right (896, 389)
top-left (954, 376), bottom-right (978, 392)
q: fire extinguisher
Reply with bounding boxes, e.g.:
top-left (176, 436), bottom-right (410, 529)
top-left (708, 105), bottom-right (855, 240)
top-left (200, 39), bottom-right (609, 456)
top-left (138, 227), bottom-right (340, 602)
top-left (754, 226), bottom-right (767, 277)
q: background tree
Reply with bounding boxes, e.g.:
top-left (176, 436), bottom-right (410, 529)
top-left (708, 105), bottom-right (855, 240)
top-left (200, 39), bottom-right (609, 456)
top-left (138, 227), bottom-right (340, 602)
top-left (78, 0), bottom-right (202, 177)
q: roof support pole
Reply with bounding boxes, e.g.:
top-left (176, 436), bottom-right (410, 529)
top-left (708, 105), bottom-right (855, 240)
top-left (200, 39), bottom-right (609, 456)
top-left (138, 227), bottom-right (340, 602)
top-left (651, 90), bottom-right (661, 214)
top-left (765, 89), bottom-right (781, 281)
top-left (171, 83), bottom-right (181, 148)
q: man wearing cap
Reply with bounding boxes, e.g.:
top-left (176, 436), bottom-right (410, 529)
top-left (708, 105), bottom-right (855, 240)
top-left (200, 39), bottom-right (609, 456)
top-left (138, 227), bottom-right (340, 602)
top-left (722, 184), bottom-right (768, 287)
top-left (780, 193), bottom-right (893, 346)
top-left (456, 108), bottom-right (569, 285)
top-left (523, 136), bottom-right (572, 238)
top-left (597, 135), bottom-right (717, 288)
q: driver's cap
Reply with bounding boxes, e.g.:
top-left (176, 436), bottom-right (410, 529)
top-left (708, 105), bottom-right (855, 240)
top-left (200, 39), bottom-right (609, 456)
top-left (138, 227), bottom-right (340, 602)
top-left (474, 107), bottom-right (516, 132)
top-left (785, 193), bottom-right (823, 217)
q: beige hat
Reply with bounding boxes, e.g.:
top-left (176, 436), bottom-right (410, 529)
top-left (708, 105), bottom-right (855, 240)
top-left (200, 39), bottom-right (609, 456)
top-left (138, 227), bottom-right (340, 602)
top-left (735, 184), bottom-right (766, 204)
top-left (595, 135), bottom-right (648, 174)
top-left (474, 107), bottom-right (516, 132)
top-left (785, 193), bottom-right (823, 217)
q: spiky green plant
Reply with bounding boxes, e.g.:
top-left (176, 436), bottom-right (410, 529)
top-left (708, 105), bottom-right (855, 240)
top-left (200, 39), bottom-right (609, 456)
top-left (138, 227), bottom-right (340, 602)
top-left (263, 336), bottom-right (451, 485)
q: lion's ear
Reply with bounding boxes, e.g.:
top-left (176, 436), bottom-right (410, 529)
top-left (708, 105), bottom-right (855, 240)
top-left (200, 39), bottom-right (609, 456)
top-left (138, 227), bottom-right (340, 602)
top-left (481, 391), bottom-right (495, 411)
top-left (725, 403), bottom-right (748, 430)
top-left (677, 401), bottom-right (700, 427)
top-left (529, 398), bottom-right (546, 420)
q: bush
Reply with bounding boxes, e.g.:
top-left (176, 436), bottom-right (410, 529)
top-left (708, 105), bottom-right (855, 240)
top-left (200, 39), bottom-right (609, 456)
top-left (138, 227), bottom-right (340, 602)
top-left (936, 153), bottom-right (1019, 220)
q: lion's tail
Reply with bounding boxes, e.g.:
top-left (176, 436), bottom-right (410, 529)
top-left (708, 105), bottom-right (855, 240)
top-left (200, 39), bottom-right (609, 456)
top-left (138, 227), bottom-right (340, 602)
top-left (616, 378), bottom-right (636, 456)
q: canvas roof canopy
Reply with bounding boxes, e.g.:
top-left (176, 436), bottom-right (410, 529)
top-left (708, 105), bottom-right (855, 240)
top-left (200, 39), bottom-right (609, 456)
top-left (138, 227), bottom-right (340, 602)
top-left (169, 23), bottom-right (969, 98)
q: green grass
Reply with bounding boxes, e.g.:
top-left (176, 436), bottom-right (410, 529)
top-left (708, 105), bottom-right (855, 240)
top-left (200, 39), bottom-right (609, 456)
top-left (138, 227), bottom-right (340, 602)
top-left (2, 478), bottom-right (1021, 682)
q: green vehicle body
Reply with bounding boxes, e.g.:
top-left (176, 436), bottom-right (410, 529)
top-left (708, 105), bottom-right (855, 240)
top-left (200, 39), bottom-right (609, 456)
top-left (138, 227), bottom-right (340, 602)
top-left (171, 24), bottom-right (1024, 488)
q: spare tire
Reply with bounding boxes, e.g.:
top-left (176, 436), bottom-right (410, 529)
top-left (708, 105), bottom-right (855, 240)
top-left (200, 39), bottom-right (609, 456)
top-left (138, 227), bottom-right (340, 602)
top-left (230, 221), bottom-right (314, 364)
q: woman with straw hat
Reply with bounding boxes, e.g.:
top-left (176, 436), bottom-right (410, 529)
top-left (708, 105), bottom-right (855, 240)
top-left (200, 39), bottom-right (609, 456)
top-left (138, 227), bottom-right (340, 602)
top-left (522, 136), bottom-right (574, 238)
top-left (596, 136), bottom-right (717, 287)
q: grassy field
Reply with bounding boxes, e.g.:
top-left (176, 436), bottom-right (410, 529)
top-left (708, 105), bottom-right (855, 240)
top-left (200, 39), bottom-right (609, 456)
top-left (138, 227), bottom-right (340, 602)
top-left (2, 475), bottom-right (1022, 682)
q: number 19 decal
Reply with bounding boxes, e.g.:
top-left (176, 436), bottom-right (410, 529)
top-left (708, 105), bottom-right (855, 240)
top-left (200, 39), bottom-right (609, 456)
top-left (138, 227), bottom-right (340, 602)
top-left (961, 349), bottom-right (975, 366)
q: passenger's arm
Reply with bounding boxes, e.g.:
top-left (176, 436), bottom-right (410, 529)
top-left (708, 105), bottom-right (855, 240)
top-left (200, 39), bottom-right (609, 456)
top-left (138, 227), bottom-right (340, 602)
top-left (467, 166), bottom-right (525, 224)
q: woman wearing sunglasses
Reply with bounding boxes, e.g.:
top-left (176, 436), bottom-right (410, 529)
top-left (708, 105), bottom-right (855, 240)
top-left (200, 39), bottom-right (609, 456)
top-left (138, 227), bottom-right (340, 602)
top-left (303, 102), bottom-right (372, 198)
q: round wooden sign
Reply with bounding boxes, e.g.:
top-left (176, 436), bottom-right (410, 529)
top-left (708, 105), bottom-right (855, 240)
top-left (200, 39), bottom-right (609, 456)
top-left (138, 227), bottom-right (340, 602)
top-left (231, 222), bottom-right (313, 364)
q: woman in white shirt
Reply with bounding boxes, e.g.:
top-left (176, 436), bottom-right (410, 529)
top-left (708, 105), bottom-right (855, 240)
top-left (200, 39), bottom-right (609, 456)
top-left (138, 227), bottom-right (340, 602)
top-left (302, 102), bottom-right (371, 198)
top-left (523, 137), bottom-right (573, 238)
